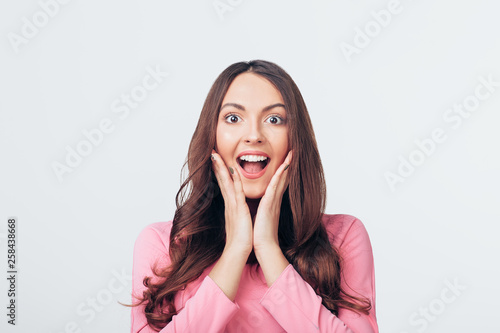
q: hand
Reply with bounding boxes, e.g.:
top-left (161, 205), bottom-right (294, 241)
top-left (211, 149), bottom-right (253, 256)
top-left (253, 150), bottom-right (293, 254)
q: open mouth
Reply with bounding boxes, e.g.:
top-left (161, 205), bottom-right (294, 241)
top-left (237, 156), bottom-right (270, 177)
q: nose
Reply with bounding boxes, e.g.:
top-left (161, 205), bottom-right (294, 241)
top-left (243, 120), bottom-right (264, 144)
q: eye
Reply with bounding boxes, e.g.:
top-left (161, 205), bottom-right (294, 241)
top-left (224, 113), bottom-right (241, 124)
top-left (266, 115), bottom-right (285, 125)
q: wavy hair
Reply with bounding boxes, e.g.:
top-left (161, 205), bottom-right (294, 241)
top-left (125, 60), bottom-right (371, 331)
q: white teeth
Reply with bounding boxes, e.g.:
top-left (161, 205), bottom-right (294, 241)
top-left (239, 155), bottom-right (268, 162)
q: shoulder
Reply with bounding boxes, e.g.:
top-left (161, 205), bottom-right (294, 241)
top-left (321, 214), bottom-right (376, 293)
top-left (134, 220), bottom-right (174, 256)
top-left (132, 221), bottom-right (175, 286)
top-left (131, 221), bottom-right (175, 301)
top-left (322, 215), bottom-right (378, 329)
top-left (321, 214), bottom-right (373, 251)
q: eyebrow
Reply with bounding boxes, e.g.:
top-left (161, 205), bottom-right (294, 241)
top-left (220, 102), bottom-right (286, 113)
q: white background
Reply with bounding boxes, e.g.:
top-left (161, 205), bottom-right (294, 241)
top-left (1, 0), bottom-right (499, 332)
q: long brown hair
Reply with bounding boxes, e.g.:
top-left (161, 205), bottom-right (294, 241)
top-left (126, 60), bottom-right (371, 331)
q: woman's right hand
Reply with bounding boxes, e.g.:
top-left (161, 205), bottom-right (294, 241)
top-left (211, 149), bottom-right (253, 256)
top-left (209, 149), bottom-right (253, 301)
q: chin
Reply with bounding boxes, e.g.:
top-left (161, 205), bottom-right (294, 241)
top-left (242, 184), bottom-right (266, 199)
top-left (243, 190), bottom-right (264, 199)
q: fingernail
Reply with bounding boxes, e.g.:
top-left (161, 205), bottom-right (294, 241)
top-left (211, 154), bottom-right (215, 161)
top-left (229, 166), bottom-right (234, 174)
top-left (284, 164), bottom-right (289, 171)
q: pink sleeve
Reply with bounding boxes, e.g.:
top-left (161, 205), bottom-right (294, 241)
top-left (131, 224), bottom-right (240, 332)
top-left (258, 218), bottom-right (378, 333)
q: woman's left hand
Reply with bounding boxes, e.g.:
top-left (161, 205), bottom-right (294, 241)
top-left (253, 150), bottom-right (293, 254)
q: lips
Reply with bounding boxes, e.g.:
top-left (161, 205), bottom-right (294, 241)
top-left (237, 150), bottom-right (270, 159)
top-left (236, 150), bottom-right (271, 179)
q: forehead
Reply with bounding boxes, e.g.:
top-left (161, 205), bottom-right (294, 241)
top-left (222, 73), bottom-right (284, 106)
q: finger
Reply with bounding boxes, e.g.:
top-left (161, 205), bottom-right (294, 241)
top-left (262, 150), bottom-right (293, 201)
top-left (211, 149), bottom-right (234, 201)
top-left (277, 150), bottom-right (293, 193)
top-left (230, 163), bottom-right (247, 204)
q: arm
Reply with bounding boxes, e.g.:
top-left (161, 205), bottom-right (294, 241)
top-left (258, 217), bottom-right (378, 333)
top-left (131, 223), bottom-right (240, 333)
top-left (208, 246), bottom-right (251, 301)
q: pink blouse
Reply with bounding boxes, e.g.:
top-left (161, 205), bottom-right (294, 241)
top-left (131, 214), bottom-right (378, 332)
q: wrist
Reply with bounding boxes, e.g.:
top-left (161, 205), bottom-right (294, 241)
top-left (254, 244), bottom-right (289, 287)
top-left (223, 244), bottom-right (252, 259)
top-left (254, 242), bottom-right (281, 261)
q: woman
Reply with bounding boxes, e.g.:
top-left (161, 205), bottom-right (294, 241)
top-left (128, 60), bottom-right (378, 332)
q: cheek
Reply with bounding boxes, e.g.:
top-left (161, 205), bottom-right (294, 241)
top-left (216, 126), bottom-right (239, 165)
top-left (216, 128), bottom-right (237, 150)
top-left (216, 123), bottom-right (239, 140)
top-left (271, 131), bottom-right (289, 159)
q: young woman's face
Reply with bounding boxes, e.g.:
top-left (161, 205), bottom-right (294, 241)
top-left (215, 72), bottom-right (289, 199)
